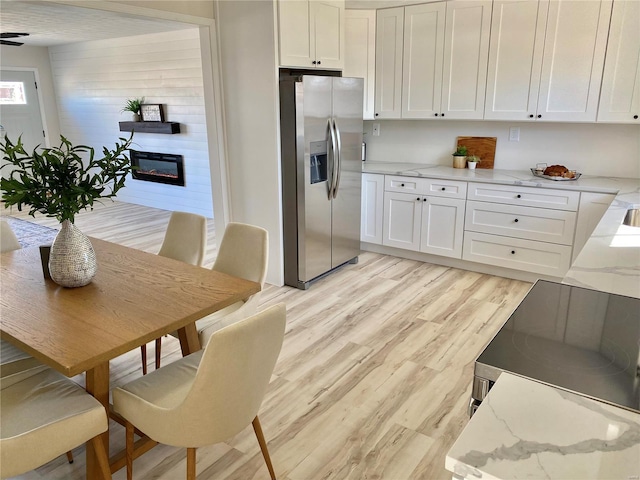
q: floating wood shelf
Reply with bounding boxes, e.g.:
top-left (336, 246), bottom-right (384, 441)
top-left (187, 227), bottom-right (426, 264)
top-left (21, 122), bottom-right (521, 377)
top-left (119, 122), bottom-right (181, 134)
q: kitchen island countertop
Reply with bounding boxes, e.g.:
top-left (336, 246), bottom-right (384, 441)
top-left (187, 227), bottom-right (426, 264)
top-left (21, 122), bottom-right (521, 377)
top-left (445, 373), bottom-right (640, 480)
top-left (362, 162), bottom-right (640, 299)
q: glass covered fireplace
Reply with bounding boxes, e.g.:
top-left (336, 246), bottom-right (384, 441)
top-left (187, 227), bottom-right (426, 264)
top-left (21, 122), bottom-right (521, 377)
top-left (130, 150), bottom-right (185, 186)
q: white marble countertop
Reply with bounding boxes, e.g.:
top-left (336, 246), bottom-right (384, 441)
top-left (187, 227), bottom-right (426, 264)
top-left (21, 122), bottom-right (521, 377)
top-left (445, 373), bottom-right (640, 480)
top-left (363, 162), bottom-right (640, 298)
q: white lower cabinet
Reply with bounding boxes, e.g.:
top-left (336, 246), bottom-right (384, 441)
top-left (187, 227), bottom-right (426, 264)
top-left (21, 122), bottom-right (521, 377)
top-left (463, 183), bottom-right (578, 277)
top-left (420, 196), bottom-right (466, 257)
top-left (364, 175), bottom-right (594, 279)
top-left (383, 191), bottom-right (422, 250)
top-left (361, 173), bottom-right (385, 244)
top-left (463, 231), bottom-right (573, 277)
top-left (465, 201), bottom-right (577, 245)
top-left (382, 178), bottom-right (466, 259)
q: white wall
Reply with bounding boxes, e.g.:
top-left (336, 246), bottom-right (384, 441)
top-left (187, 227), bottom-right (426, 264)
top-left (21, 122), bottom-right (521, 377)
top-left (216, 0), bottom-right (283, 286)
top-left (0, 45), bottom-right (61, 144)
top-left (48, 29), bottom-right (214, 217)
top-left (364, 120), bottom-right (640, 178)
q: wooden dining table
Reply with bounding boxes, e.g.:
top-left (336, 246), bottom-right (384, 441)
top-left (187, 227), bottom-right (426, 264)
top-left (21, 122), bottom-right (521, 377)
top-left (0, 238), bottom-right (260, 479)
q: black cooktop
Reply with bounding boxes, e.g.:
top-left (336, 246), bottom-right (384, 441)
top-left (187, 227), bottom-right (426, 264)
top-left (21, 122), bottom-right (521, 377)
top-left (476, 280), bottom-right (640, 413)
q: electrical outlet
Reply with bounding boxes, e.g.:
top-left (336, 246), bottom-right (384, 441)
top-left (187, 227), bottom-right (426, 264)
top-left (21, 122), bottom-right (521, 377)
top-left (372, 123), bottom-right (380, 137)
top-left (509, 127), bottom-right (520, 142)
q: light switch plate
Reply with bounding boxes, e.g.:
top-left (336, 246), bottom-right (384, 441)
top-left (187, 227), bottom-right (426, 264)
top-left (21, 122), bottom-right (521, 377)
top-left (509, 127), bottom-right (520, 142)
top-left (372, 123), bottom-right (380, 137)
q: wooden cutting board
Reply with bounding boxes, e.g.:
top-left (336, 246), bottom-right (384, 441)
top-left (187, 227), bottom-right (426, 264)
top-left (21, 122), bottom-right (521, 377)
top-left (456, 136), bottom-right (497, 169)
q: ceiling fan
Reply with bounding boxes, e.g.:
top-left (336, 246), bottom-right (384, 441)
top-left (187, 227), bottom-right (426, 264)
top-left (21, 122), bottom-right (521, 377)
top-left (1, 33), bottom-right (30, 46)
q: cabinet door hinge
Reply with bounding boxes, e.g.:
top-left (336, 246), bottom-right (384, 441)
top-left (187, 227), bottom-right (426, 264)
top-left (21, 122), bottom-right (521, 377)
top-left (34, 81), bottom-right (38, 90)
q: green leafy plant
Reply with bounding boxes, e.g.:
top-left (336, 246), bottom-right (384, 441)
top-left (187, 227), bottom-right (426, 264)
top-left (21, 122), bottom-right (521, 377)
top-left (1, 134), bottom-right (134, 223)
top-left (122, 97), bottom-right (145, 114)
top-left (453, 145), bottom-right (468, 156)
top-left (467, 155), bottom-right (481, 163)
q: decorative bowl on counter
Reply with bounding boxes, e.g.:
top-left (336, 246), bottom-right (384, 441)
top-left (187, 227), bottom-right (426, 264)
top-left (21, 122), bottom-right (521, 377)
top-left (530, 168), bottom-right (581, 181)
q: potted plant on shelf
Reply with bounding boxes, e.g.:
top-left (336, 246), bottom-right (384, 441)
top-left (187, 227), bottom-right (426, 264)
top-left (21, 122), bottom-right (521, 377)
top-left (452, 145), bottom-right (468, 169)
top-left (122, 97), bottom-right (145, 122)
top-left (1, 133), bottom-right (134, 287)
top-left (467, 155), bottom-right (481, 170)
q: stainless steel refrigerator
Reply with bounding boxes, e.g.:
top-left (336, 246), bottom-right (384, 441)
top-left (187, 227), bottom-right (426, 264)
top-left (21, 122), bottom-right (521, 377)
top-left (280, 74), bottom-right (363, 290)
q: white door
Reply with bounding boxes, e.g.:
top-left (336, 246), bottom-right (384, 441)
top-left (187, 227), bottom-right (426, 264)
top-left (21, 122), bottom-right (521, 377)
top-left (597, 0), bottom-right (640, 124)
top-left (484, 0), bottom-right (548, 121)
top-left (361, 173), bottom-right (384, 244)
top-left (344, 10), bottom-right (376, 119)
top-left (441, 0), bottom-right (492, 119)
top-left (383, 191), bottom-right (421, 251)
top-left (536, 0), bottom-right (612, 122)
top-left (374, 7), bottom-right (404, 119)
top-left (312, 0), bottom-right (344, 70)
top-left (402, 2), bottom-right (446, 119)
top-left (420, 196), bottom-right (465, 258)
top-left (0, 70), bottom-right (46, 152)
top-left (278, 0), bottom-right (313, 68)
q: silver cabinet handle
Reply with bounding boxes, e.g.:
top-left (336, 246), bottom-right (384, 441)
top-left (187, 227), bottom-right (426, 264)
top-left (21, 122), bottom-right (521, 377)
top-left (332, 119), bottom-right (341, 199)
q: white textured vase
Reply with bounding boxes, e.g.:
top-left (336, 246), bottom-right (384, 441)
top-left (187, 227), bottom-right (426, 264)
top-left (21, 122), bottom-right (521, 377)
top-left (49, 220), bottom-right (97, 288)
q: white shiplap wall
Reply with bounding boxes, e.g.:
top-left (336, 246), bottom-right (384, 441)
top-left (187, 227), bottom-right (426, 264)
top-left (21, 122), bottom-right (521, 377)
top-left (48, 29), bottom-right (213, 217)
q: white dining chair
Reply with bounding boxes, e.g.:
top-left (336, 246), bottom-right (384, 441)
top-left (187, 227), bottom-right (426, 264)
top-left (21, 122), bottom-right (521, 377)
top-left (0, 364), bottom-right (111, 479)
top-left (0, 220), bottom-right (21, 253)
top-left (113, 303), bottom-right (286, 480)
top-left (157, 222), bottom-right (269, 368)
top-left (140, 211), bottom-right (207, 374)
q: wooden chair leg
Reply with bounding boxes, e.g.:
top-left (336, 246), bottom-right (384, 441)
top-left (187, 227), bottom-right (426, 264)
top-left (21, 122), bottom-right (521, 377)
top-left (126, 420), bottom-right (135, 480)
top-left (90, 435), bottom-right (112, 480)
top-left (252, 416), bottom-right (276, 480)
top-left (141, 344), bottom-right (148, 375)
top-left (66, 450), bottom-right (74, 463)
top-left (186, 447), bottom-right (196, 480)
top-left (155, 337), bottom-right (162, 369)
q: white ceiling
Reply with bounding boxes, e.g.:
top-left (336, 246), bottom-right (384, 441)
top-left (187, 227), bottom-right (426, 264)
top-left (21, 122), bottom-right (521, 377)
top-left (0, 1), bottom-right (197, 47)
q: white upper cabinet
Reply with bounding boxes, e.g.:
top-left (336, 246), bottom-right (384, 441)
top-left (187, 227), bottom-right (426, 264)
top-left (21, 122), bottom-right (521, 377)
top-left (597, 0), bottom-right (640, 123)
top-left (344, 10), bottom-right (376, 120)
top-left (374, 7), bottom-right (404, 118)
top-left (402, 2), bottom-right (446, 118)
top-left (440, 0), bottom-right (492, 119)
top-left (536, 0), bottom-right (612, 122)
top-left (278, 0), bottom-right (345, 70)
top-left (485, 0), bottom-right (548, 121)
top-left (486, 0), bottom-right (612, 122)
top-left (376, 0), bottom-right (491, 120)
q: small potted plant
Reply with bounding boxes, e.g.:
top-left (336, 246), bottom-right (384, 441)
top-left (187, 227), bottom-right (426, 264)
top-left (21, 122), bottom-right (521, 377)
top-left (122, 97), bottom-right (145, 122)
top-left (452, 145), bottom-right (468, 169)
top-left (467, 155), bottom-right (481, 170)
top-left (1, 133), bottom-right (135, 287)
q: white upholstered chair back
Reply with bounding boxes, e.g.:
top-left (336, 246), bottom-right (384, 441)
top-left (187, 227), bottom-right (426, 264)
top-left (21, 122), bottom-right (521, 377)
top-left (195, 222), bottom-right (269, 347)
top-left (115, 303), bottom-right (286, 448)
top-left (212, 222), bottom-right (268, 287)
top-left (158, 212), bottom-right (207, 267)
top-left (0, 221), bottom-right (21, 253)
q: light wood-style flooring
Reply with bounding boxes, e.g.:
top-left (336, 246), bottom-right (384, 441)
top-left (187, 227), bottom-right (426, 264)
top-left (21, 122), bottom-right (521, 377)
top-left (4, 202), bottom-right (532, 480)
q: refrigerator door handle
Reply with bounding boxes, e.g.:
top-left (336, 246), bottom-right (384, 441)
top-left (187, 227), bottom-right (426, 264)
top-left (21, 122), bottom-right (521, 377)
top-left (332, 119), bottom-right (342, 199)
top-left (327, 118), bottom-right (337, 200)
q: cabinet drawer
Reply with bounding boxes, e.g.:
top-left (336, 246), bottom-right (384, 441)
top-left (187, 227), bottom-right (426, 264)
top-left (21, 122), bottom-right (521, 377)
top-left (467, 183), bottom-right (580, 211)
top-left (462, 231), bottom-right (573, 277)
top-left (465, 201), bottom-right (576, 245)
top-left (385, 175), bottom-right (421, 194)
top-left (385, 175), bottom-right (467, 199)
